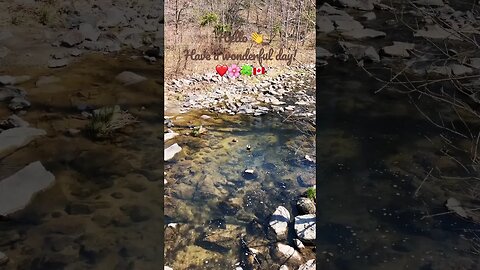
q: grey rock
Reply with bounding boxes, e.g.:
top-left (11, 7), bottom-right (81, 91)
top-left (333, 18), bottom-right (364, 32)
top-left (272, 243), bottom-right (302, 265)
top-left (0, 115), bottom-right (29, 129)
top-left (48, 59), bottom-right (69, 68)
top-left (415, 24), bottom-right (460, 40)
top-left (70, 49), bottom-right (83, 57)
top-left (294, 214), bottom-right (316, 243)
top-left (164, 132), bottom-right (179, 142)
top-left (317, 16), bottom-right (335, 33)
top-left (269, 206), bottom-right (290, 238)
top-left (61, 30), bottom-right (84, 47)
top-left (115, 71), bottom-right (147, 85)
top-left (0, 76), bottom-right (16, 85)
top-left (294, 239), bottom-right (305, 250)
top-left (336, 0), bottom-right (377, 10)
top-left (339, 41), bottom-right (380, 62)
top-left (99, 7), bottom-right (126, 28)
top-left (469, 58), bottom-right (480, 69)
top-left (0, 127), bottom-right (46, 158)
top-left (382, 42), bottom-right (415, 57)
top-left (79, 23), bottom-right (100, 41)
top-left (342, 28), bottom-right (386, 39)
top-left (0, 251), bottom-right (8, 265)
top-left (0, 161), bottom-right (55, 216)
top-left (0, 86), bottom-right (26, 101)
top-left (414, 0), bottom-right (444, 6)
top-left (451, 64), bottom-right (473, 76)
top-left (296, 197), bottom-right (316, 215)
top-left (8, 97), bottom-right (31, 110)
top-left (317, 46), bottom-right (333, 59)
top-left (362, 12), bottom-right (376, 20)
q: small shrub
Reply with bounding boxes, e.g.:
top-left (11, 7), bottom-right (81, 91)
top-left (306, 187), bottom-right (316, 201)
top-left (86, 105), bottom-right (137, 139)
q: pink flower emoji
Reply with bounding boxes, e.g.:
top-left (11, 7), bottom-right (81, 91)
top-left (228, 64), bottom-right (240, 78)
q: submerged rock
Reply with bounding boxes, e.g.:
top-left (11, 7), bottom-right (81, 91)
top-left (0, 127), bottom-right (46, 158)
top-left (8, 97), bottom-right (31, 110)
top-left (0, 115), bottom-right (29, 129)
top-left (0, 161), bottom-right (55, 216)
top-left (336, 0), bottom-right (377, 10)
top-left (0, 251), bottom-right (7, 265)
top-left (382, 42), bottom-right (415, 57)
top-left (294, 214), bottom-right (316, 243)
top-left (115, 71), bottom-right (147, 85)
top-left (272, 243), bottom-right (303, 265)
top-left (48, 59), bottom-right (69, 68)
top-left (36, 76), bottom-right (61, 87)
top-left (269, 206), bottom-right (290, 238)
top-left (164, 143), bottom-right (182, 161)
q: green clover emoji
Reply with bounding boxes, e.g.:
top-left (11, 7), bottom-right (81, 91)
top-left (240, 64), bottom-right (253, 76)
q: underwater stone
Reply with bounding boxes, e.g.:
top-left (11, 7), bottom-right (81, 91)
top-left (164, 143), bottom-right (182, 161)
top-left (296, 197), bottom-right (316, 215)
top-left (273, 243), bottom-right (302, 265)
top-left (0, 161), bottom-right (55, 216)
top-left (0, 251), bottom-right (8, 265)
top-left (0, 127), bottom-right (46, 159)
top-left (269, 206), bottom-right (290, 238)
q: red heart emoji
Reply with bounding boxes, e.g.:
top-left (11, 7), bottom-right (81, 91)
top-left (216, 65), bottom-right (228, 76)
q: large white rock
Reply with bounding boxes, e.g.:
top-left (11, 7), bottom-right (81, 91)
top-left (0, 127), bottom-right (46, 159)
top-left (164, 132), bottom-right (179, 142)
top-left (164, 266), bottom-right (173, 270)
top-left (298, 259), bottom-right (316, 270)
top-left (294, 214), bottom-right (316, 243)
top-left (0, 161), bottom-right (55, 216)
top-left (269, 206), bottom-right (290, 238)
top-left (164, 143), bottom-right (182, 161)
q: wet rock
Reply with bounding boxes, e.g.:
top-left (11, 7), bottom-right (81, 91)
top-left (0, 127), bottom-right (46, 159)
top-left (197, 225), bottom-right (240, 253)
top-left (336, 0), bottom-right (377, 10)
top-left (164, 143), bottom-right (182, 161)
top-left (339, 41), bottom-right (379, 62)
top-left (36, 76), bottom-right (60, 87)
top-left (414, 24), bottom-right (460, 40)
top-left (8, 97), bottom-right (31, 110)
top-left (317, 16), bottom-right (335, 33)
top-left (272, 243), bottom-right (302, 265)
top-left (297, 175), bottom-right (315, 187)
top-left (79, 23), bottom-right (100, 41)
top-left (414, 0), bottom-right (444, 6)
top-left (48, 59), bottom-right (69, 68)
top-left (317, 47), bottom-right (333, 59)
top-left (362, 11), bottom-right (376, 20)
top-left (269, 206), bottom-right (290, 238)
top-left (120, 205), bottom-right (152, 222)
top-left (98, 7), bottom-right (127, 28)
top-left (382, 42), bottom-right (415, 57)
top-left (296, 197), bottom-right (316, 215)
top-left (451, 64), bottom-right (473, 76)
top-left (115, 71), bottom-right (147, 85)
top-left (298, 259), bottom-right (316, 270)
top-left (445, 197), bottom-right (468, 219)
top-left (0, 115), bottom-right (29, 129)
top-left (0, 86), bottom-right (26, 101)
top-left (0, 161), bottom-right (55, 216)
top-left (0, 251), bottom-right (7, 265)
top-left (294, 214), bottom-right (316, 243)
top-left (70, 49), bottom-right (83, 57)
top-left (61, 30), bottom-right (84, 47)
top-left (334, 18), bottom-right (364, 32)
top-left (1, 75), bottom-right (30, 85)
top-left (342, 28), bottom-right (386, 39)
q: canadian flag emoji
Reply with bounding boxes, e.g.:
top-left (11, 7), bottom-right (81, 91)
top-left (252, 66), bottom-right (266, 75)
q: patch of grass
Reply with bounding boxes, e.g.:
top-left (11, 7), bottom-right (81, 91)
top-left (306, 187), bottom-right (316, 201)
top-left (86, 105), bottom-right (137, 139)
top-left (38, 7), bottom-right (53, 25)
